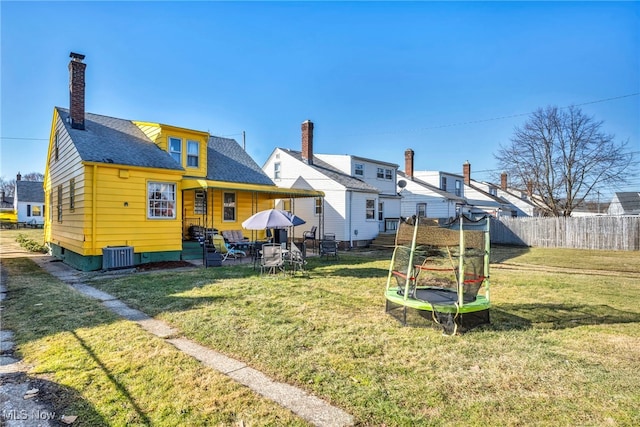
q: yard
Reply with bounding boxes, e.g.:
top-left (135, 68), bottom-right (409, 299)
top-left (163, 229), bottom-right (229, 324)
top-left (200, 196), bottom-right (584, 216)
top-left (2, 228), bottom-right (639, 426)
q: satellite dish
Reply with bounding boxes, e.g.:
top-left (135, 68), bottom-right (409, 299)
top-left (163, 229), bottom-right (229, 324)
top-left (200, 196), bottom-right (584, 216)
top-left (398, 180), bottom-right (407, 189)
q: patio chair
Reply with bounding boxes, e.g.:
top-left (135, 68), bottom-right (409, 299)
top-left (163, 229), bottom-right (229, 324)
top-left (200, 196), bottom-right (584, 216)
top-left (320, 239), bottom-right (339, 261)
top-left (303, 226), bottom-right (317, 248)
top-left (260, 243), bottom-right (285, 275)
top-left (212, 234), bottom-right (246, 261)
top-left (287, 242), bottom-right (307, 275)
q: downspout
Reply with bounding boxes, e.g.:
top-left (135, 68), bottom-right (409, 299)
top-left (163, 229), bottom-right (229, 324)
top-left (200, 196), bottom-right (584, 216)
top-left (348, 190), bottom-right (353, 249)
top-left (92, 164), bottom-right (97, 254)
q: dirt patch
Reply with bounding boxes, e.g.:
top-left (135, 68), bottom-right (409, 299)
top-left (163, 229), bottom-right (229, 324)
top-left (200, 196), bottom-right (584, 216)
top-left (135, 260), bottom-right (195, 272)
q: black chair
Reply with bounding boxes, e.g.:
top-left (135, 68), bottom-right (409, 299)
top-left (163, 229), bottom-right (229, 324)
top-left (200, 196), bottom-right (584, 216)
top-left (303, 226), bottom-right (317, 251)
top-left (320, 239), bottom-right (339, 261)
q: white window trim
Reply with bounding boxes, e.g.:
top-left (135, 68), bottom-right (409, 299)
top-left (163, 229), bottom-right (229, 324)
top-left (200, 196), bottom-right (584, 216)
top-left (223, 192), bottom-right (236, 222)
top-left (148, 182), bottom-right (176, 219)
top-left (354, 163), bottom-right (364, 176)
top-left (169, 137), bottom-right (182, 164)
top-left (366, 199), bottom-right (376, 220)
top-left (186, 140), bottom-right (199, 168)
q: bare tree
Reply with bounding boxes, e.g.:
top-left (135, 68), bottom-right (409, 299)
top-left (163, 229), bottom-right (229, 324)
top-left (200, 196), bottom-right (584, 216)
top-left (21, 172), bottom-right (44, 182)
top-left (0, 172), bottom-right (44, 198)
top-left (495, 106), bottom-right (636, 217)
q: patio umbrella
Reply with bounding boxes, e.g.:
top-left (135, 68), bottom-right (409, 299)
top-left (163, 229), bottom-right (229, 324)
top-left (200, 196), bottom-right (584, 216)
top-left (242, 209), bottom-right (306, 230)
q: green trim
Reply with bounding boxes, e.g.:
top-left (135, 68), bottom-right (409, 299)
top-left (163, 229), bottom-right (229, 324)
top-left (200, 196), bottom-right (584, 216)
top-left (385, 288), bottom-right (490, 314)
top-left (49, 243), bottom-right (102, 271)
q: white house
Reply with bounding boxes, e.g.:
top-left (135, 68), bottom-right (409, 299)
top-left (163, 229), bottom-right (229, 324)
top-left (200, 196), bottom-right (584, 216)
top-left (473, 172), bottom-right (539, 217)
top-left (14, 175), bottom-right (45, 226)
top-left (607, 192), bottom-right (640, 216)
top-left (262, 120), bottom-right (401, 248)
top-left (398, 149), bottom-right (465, 220)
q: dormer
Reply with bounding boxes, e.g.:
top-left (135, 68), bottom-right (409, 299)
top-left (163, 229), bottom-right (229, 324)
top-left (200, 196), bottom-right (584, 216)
top-left (134, 121), bottom-right (209, 177)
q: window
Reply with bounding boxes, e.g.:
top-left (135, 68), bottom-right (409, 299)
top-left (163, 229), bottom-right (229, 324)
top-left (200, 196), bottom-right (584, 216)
top-left (440, 176), bottom-right (447, 191)
top-left (274, 162), bottom-right (281, 179)
top-left (169, 137), bottom-right (182, 164)
top-left (27, 205), bottom-right (31, 216)
top-left (366, 199), bottom-right (375, 219)
top-left (355, 163), bottom-right (364, 176)
top-left (148, 182), bottom-right (176, 219)
top-left (281, 199), bottom-right (291, 212)
top-left (194, 190), bottom-right (206, 214)
top-left (50, 190), bottom-right (54, 221)
top-left (32, 206), bottom-right (41, 216)
top-left (377, 168), bottom-right (385, 179)
top-left (385, 169), bottom-right (393, 180)
top-left (223, 192), bottom-right (236, 221)
top-left (378, 202), bottom-right (384, 221)
top-left (57, 185), bottom-right (63, 222)
top-left (489, 187), bottom-right (497, 196)
top-left (54, 131), bottom-right (59, 161)
top-left (455, 180), bottom-right (461, 197)
top-left (416, 203), bottom-right (427, 218)
top-left (314, 197), bottom-right (322, 215)
top-left (187, 140), bottom-right (199, 167)
top-left (69, 178), bottom-right (75, 210)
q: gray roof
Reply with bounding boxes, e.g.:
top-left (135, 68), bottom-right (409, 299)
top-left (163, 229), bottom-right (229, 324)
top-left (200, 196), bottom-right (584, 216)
top-left (15, 181), bottom-right (44, 203)
top-left (614, 192), bottom-right (640, 214)
top-left (397, 171), bottom-right (465, 202)
top-left (284, 149), bottom-right (379, 193)
top-left (206, 136), bottom-right (275, 185)
top-left (56, 107), bottom-right (184, 171)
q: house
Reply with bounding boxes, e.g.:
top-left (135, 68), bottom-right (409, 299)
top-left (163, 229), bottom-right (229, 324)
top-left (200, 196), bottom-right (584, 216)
top-left (397, 149), bottom-right (465, 220)
top-left (262, 120), bottom-right (401, 247)
top-left (412, 162), bottom-right (516, 218)
top-left (44, 52), bottom-right (322, 271)
top-left (607, 192), bottom-right (640, 216)
top-left (473, 172), bottom-right (539, 217)
top-left (0, 190), bottom-right (16, 225)
top-left (14, 173), bottom-right (45, 226)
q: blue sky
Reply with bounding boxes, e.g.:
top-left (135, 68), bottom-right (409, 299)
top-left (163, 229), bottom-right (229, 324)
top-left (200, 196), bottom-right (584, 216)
top-left (1, 1), bottom-right (639, 197)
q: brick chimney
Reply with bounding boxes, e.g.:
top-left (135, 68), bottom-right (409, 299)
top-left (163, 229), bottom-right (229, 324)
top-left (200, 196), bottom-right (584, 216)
top-left (404, 149), bottom-right (414, 180)
top-left (501, 172), bottom-right (508, 191)
top-left (526, 180), bottom-right (533, 196)
top-left (69, 52), bottom-right (86, 130)
top-left (16, 172), bottom-right (21, 181)
top-left (463, 161), bottom-right (471, 185)
top-left (301, 120), bottom-right (314, 165)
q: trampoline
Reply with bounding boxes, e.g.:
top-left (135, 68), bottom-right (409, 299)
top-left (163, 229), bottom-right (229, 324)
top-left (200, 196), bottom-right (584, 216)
top-left (385, 215), bottom-right (491, 334)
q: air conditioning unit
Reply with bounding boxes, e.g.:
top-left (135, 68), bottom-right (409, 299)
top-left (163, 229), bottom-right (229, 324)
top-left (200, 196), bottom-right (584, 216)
top-left (102, 246), bottom-right (134, 270)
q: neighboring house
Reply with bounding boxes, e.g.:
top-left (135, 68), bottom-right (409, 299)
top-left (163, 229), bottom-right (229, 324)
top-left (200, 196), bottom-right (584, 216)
top-left (473, 172), bottom-right (539, 217)
top-left (397, 149), bottom-right (465, 220)
top-left (607, 192), bottom-right (640, 216)
top-left (45, 52), bottom-right (321, 271)
top-left (14, 175), bottom-right (45, 225)
top-left (262, 120), bottom-right (401, 247)
top-left (0, 190), bottom-right (16, 224)
top-left (413, 162), bottom-right (515, 218)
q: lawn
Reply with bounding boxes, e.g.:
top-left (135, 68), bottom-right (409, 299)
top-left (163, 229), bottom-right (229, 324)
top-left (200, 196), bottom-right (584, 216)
top-left (3, 237), bottom-right (640, 426)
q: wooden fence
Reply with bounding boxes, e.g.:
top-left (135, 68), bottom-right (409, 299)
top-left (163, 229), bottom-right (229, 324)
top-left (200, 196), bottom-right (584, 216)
top-left (491, 216), bottom-right (640, 251)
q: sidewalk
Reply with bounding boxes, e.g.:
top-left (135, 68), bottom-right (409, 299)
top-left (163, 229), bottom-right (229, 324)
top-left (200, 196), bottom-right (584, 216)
top-left (20, 255), bottom-right (354, 427)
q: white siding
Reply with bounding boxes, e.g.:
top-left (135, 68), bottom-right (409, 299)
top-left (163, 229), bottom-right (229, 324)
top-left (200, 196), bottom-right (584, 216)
top-left (399, 180), bottom-right (458, 220)
top-left (16, 201), bottom-right (45, 224)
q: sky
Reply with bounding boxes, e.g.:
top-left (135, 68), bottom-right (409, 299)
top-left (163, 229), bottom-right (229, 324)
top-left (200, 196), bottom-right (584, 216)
top-left (1, 1), bottom-right (639, 198)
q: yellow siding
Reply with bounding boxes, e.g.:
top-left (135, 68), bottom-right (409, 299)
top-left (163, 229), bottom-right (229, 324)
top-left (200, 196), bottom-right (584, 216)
top-left (44, 111), bottom-right (88, 254)
top-left (87, 166), bottom-right (183, 255)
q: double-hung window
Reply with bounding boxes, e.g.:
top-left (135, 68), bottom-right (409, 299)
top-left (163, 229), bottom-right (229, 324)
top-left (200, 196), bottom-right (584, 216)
top-left (440, 176), bottom-right (447, 191)
top-left (169, 137), bottom-right (182, 164)
top-left (354, 163), bottom-right (364, 176)
top-left (57, 185), bottom-right (63, 222)
top-left (377, 168), bottom-right (385, 179)
top-left (187, 140), bottom-right (199, 167)
top-left (366, 199), bottom-right (375, 219)
top-left (385, 169), bottom-right (393, 180)
top-left (148, 182), bottom-right (176, 219)
top-left (274, 162), bottom-right (281, 179)
top-left (455, 180), bottom-right (461, 197)
top-left (69, 178), bottom-right (75, 210)
top-left (314, 197), bottom-right (322, 215)
top-left (223, 192), bottom-right (236, 221)
top-left (417, 203), bottom-right (427, 218)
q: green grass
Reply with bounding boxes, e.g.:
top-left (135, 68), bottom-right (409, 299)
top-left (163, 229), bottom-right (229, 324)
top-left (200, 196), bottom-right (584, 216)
top-left (1, 258), bottom-right (307, 426)
top-left (4, 241), bottom-right (640, 426)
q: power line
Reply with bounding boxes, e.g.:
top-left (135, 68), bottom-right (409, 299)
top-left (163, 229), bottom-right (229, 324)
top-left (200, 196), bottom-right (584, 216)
top-left (0, 137), bottom-right (49, 141)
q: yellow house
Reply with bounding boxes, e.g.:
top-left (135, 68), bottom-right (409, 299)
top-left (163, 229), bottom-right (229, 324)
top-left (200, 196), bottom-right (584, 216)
top-left (44, 52), bottom-right (322, 271)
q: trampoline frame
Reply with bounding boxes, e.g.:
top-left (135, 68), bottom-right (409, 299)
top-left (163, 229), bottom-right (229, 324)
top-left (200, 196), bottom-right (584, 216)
top-left (384, 214), bottom-right (491, 332)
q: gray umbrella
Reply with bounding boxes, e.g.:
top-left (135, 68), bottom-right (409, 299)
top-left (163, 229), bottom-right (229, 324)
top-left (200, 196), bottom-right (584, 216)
top-left (241, 209), bottom-right (306, 230)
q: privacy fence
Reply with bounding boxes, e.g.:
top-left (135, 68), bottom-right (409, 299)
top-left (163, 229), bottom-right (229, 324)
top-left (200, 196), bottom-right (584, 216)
top-left (491, 216), bottom-right (640, 251)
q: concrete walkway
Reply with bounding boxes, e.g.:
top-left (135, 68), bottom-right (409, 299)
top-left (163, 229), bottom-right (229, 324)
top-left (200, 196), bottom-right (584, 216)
top-left (29, 256), bottom-right (354, 427)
